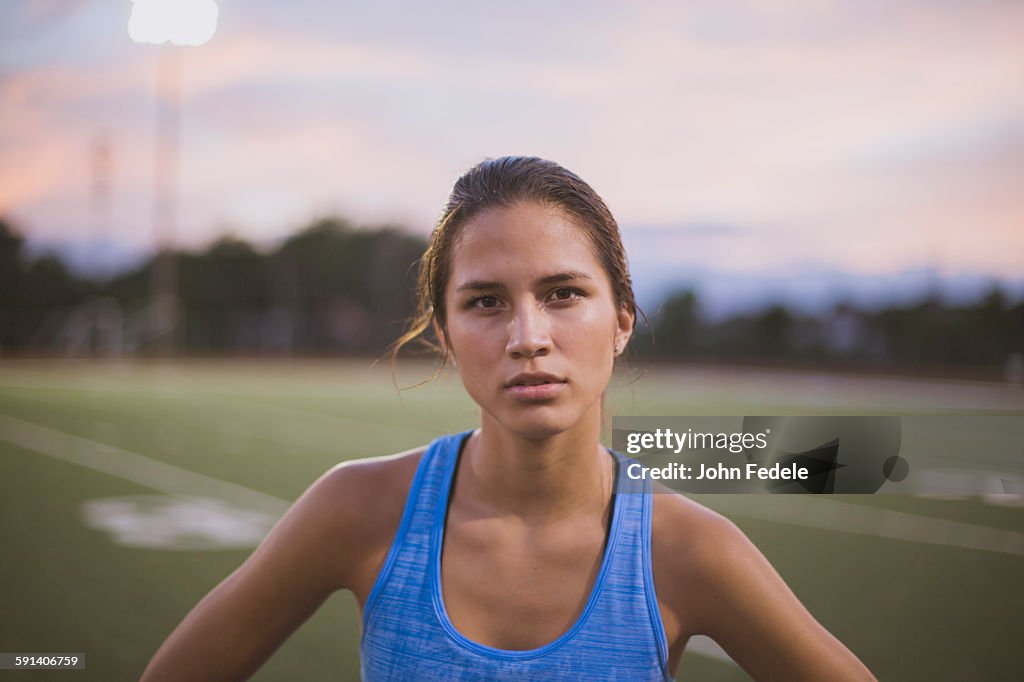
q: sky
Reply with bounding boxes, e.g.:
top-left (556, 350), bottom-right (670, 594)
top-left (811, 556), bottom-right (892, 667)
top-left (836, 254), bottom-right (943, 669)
top-left (1, 0), bottom-right (1022, 308)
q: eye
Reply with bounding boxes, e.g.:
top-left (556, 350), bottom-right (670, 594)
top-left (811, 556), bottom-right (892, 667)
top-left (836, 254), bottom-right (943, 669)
top-left (549, 287), bottom-right (584, 303)
top-left (467, 295), bottom-right (500, 310)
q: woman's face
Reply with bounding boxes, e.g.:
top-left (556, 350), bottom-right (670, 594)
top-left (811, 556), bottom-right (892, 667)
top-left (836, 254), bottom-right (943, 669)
top-left (442, 201), bottom-right (633, 440)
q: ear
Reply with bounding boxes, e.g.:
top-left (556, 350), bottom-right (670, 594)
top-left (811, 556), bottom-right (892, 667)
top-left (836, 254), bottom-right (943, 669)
top-left (614, 306), bottom-right (635, 357)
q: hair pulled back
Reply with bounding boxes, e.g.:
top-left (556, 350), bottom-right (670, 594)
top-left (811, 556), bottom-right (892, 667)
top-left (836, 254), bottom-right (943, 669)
top-left (392, 156), bottom-right (637, 366)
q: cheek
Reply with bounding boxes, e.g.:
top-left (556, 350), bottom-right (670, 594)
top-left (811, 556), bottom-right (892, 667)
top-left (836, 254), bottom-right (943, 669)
top-left (447, 318), bottom-right (499, 357)
top-left (445, 322), bottom-right (504, 391)
top-left (557, 310), bottom-right (618, 385)
top-left (568, 304), bottom-right (619, 347)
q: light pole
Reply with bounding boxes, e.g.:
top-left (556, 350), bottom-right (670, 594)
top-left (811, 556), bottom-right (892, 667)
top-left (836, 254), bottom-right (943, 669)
top-left (128, 0), bottom-right (219, 355)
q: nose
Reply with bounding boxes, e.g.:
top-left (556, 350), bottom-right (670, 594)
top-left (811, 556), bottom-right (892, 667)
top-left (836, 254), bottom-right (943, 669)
top-left (505, 303), bottom-right (551, 359)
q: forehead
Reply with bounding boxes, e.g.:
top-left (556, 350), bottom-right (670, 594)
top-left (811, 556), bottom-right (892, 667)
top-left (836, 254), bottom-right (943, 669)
top-left (448, 202), bottom-right (605, 287)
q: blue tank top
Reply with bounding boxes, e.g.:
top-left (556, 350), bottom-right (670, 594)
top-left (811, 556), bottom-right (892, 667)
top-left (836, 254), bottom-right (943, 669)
top-left (359, 430), bottom-right (672, 681)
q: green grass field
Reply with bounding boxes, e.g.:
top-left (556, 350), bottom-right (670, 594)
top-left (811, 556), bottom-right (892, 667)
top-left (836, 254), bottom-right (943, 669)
top-left (1, 359), bottom-right (1022, 681)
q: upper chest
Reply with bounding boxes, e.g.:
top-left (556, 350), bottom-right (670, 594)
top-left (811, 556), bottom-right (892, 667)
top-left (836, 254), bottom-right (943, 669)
top-left (439, 507), bottom-right (610, 650)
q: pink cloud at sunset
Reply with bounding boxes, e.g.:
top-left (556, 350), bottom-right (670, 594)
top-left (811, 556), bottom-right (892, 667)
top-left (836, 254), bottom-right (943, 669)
top-left (1, 0), bottom-right (1021, 281)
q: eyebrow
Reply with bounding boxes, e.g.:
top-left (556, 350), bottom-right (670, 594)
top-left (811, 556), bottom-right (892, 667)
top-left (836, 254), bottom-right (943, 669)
top-left (455, 270), bottom-right (594, 293)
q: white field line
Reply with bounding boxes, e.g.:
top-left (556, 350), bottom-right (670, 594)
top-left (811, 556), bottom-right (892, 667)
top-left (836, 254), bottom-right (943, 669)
top-left (685, 636), bottom-right (736, 666)
top-left (4, 413), bottom-right (1023, 557)
top-left (0, 414), bottom-right (290, 516)
top-left (6, 413), bottom-right (1023, 670)
top-left (712, 495), bottom-right (1024, 557)
top-left (0, 413), bottom-right (746, 667)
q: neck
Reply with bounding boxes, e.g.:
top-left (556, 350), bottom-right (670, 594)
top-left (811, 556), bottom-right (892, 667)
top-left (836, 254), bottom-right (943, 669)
top-left (460, 409), bottom-right (615, 522)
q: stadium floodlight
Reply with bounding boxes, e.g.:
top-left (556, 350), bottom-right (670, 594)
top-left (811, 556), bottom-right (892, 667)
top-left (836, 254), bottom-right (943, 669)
top-left (128, 0), bottom-right (219, 47)
top-left (128, 1), bottom-right (219, 354)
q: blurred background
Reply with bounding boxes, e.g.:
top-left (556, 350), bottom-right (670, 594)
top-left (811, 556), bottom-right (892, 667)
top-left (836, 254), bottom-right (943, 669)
top-left (1, 1), bottom-right (1022, 681)
top-left (1, 0), bottom-right (1022, 375)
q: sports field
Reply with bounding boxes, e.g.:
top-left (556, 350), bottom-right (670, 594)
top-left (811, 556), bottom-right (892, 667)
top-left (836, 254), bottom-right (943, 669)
top-left (1, 359), bottom-right (1022, 681)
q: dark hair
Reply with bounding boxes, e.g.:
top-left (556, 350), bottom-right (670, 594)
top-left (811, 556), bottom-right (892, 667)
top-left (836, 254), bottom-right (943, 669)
top-left (392, 156), bottom-right (638, 367)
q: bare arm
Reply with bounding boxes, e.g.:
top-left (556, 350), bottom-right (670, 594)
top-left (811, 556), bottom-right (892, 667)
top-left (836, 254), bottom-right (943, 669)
top-left (689, 513), bottom-right (876, 681)
top-left (140, 463), bottom-right (375, 681)
top-left (653, 494), bottom-right (876, 681)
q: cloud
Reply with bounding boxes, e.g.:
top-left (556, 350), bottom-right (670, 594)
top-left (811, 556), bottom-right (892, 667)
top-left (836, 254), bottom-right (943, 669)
top-left (1, 0), bottom-right (1021, 277)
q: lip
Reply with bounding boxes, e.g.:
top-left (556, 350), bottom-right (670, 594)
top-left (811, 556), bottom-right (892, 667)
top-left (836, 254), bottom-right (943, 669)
top-left (504, 372), bottom-right (568, 401)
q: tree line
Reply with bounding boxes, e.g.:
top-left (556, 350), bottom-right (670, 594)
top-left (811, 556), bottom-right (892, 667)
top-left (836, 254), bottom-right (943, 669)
top-left (642, 288), bottom-right (1024, 378)
top-left (2, 215), bottom-right (1022, 378)
top-left (1, 216), bottom-right (424, 355)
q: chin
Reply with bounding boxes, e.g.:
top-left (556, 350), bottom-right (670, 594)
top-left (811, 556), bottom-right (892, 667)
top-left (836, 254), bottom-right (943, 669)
top-left (486, 405), bottom-right (587, 441)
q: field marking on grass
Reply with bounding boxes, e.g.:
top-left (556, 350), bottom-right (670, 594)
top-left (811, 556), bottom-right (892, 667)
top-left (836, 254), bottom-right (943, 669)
top-left (5, 412), bottom-right (1022, 671)
top-left (0, 410), bottom-right (743, 666)
top-left (81, 494), bottom-right (279, 550)
top-left (713, 495), bottom-right (1024, 556)
top-left (685, 636), bottom-right (736, 666)
top-left (0, 414), bottom-right (290, 516)
top-left (4, 414), bottom-right (1024, 560)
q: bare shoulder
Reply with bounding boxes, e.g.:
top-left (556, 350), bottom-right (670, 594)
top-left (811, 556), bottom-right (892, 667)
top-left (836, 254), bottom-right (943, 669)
top-left (303, 446), bottom-right (426, 597)
top-left (650, 484), bottom-right (746, 636)
top-left (651, 484), bottom-right (752, 578)
top-left (650, 485), bottom-right (877, 680)
top-left (651, 483), bottom-right (739, 559)
top-left (138, 447), bottom-right (428, 681)
top-left (314, 446), bottom-right (425, 517)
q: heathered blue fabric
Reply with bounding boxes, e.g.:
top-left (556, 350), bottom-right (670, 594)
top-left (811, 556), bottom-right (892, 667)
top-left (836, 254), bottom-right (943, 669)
top-left (359, 431), bottom-right (672, 681)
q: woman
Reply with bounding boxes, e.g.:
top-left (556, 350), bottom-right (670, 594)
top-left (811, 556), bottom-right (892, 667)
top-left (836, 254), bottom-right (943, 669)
top-left (141, 157), bottom-right (876, 680)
